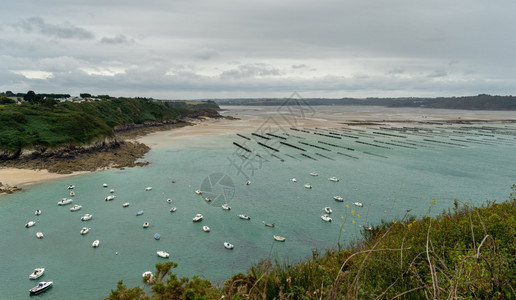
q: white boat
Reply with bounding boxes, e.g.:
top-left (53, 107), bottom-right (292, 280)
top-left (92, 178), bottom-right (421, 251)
top-left (92, 240), bottom-right (100, 248)
top-left (263, 221), bottom-right (275, 227)
top-left (57, 198), bottom-right (73, 205)
top-left (169, 207), bottom-right (177, 212)
top-left (363, 226), bottom-right (373, 231)
top-left (29, 281), bottom-right (53, 295)
top-left (224, 242), bottom-right (234, 249)
top-left (35, 209), bottom-right (42, 216)
top-left (70, 204), bottom-right (82, 211)
top-left (80, 227), bottom-right (90, 235)
top-left (109, 189), bottom-right (115, 193)
top-left (25, 221), bottom-right (36, 228)
top-left (304, 184), bottom-right (312, 189)
top-left (321, 214), bottom-right (332, 222)
top-left (202, 225), bottom-right (210, 232)
top-left (291, 178), bottom-right (297, 182)
top-left (310, 172), bottom-right (318, 176)
top-left (192, 213), bottom-right (203, 222)
top-left (333, 196), bottom-right (344, 202)
top-left (195, 189), bottom-right (202, 195)
top-left (143, 222), bottom-right (149, 228)
top-left (81, 214), bottom-right (93, 221)
top-left (245, 180), bottom-right (251, 185)
top-left (329, 176), bottom-right (339, 182)
top-left (221, 203), bottom-right (231, 210)
top-left (204, 197), bottom-right (212, 202)
top-left (105, 195), bottom-right (116, 201)
top-left (354, 202), bottom-right (363, 207)
top-left (238, 214), bottom-right (251, 220)
top-left (166, 198), bottom-right (172, 203)
top-left (157, 250), bottom-right (169, 258)
top-left (122, 202), bottom-right (130, 207)
top-left (142, 271), bottom-right (154, 283)
top-left (29, 268), bottom-right (45, 280)
top-left (69, 191), bottom-right (75, 197)
top-left (68, 185), bottom-right (75, 189)
top-left (103, 183), bottom-right (108, 187)
top-left (145, 187), bottom-right (152, 191)
top-left (36, 232), bottom-right (44, 239)
top-left (324, 207), bottom-right (333, 214)
top-left (273, 235), bottom-right (286, 242)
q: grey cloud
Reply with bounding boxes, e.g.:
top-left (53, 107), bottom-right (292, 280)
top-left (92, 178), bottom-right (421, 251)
top-left (220, 64), bottom-right (282, 79)
top-left (100, 34), bottom-right (134, 45)
top-left (292, 64), bottom-right (308, 69)
top-left (13, 17), bottom-right (94, 40)
top-left (427, 70), bottom-right (448, 78)
top-left (193, 48), bottom-right (219, 60)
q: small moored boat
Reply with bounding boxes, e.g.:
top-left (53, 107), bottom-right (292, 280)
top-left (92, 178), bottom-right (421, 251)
top-left (143, 222), bottom-right (149, 228)
top-left (202, 225), bottom-right (210, 232)
top-left (29, 268), bottom-right (45, 280)
top-left (154, 233), bottom-right (160, 240)
top-left (224, 242), bottom-right (234, 249)
top-left (29, 281), bottom-right (53, 295)
top-left (310, 172), bottom-right (318, 176)
top-left (103, 183), bottom-right (108, 188)
top-left (204, 197), bottom-right (212, 202)
top-left (92, 240), bottom-right (100, 248)
top-left (321, 214), bottom-right (332, 222)
top-left (363, 226), bottom-right (373, 231)
top-left (70, 204), bottom-right (82, 211)
top-left (80, 227), bottom-right (90, 235)
top-left (36, 232), bottom-right (44, 239)
top-left (25, 221), bottom-right (36, 228)
top-left (324, 207), bottom-right (333, 214)
top-left (192, 213), bottom-right (203, 222)
top-left (57, 198), bottom-right (73, 206)
top-left (109, 189), bottom-right (115, 193)
top-left (304, 184), bottom-right (312, 189)
top-left (122, 202), bottom-right (130, 207)
top-left (35, 209), bottom-right (42, 216)
top-left (142, 271), bottom-right (154, 283)
top-left (157, 250), bottom-right (169, 258)
top-left (262, 221), bottom-right (275, 227)
top-left (238, 214), bottom-right (250, 220)
top-left (291, 178), bottom-right (297, 182)
top-left (333, 196), bottom-right (344, 202)
top-left (81, 214), bottom-right (92, 221)
top-left (136, 210), bottom-right (144, 216)
top-left (221, 203), bottom-right (231, 210)
top-left (245, 180), bottom-right (251, 185)
top-left (195, 189), bottom-right (202, 195)
top-left (329, 176), bottom-right (339, 182)
top-left (354, 202), bottom-right (363, 207)
top-left (145, 187), bottom-right (152, 191)
top-left (273, 235), bottom-right (286, 242)
top-left (105, 195), bottom-right (116, 201)
top-left (69, 191), bottom-right (75, 197)
top-left (166, 198), bottom-right (172, 203)
top-left (68, 185), bottom-right (75, 189)
top-left (169, 207), bottom-right (177, 212)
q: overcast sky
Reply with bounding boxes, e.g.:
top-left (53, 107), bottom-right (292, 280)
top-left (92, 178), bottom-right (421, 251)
top-left (2, 1), bottom-right (515, 99)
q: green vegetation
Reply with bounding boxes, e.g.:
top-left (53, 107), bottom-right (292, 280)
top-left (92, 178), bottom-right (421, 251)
top-left (107, 186), bottom-right (515, 299)
top-left (0, 95), bottom-right (219, 152)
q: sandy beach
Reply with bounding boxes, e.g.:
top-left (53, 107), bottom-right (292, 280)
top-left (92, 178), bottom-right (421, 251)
top-left (2, 105), bottom-right (515, 191)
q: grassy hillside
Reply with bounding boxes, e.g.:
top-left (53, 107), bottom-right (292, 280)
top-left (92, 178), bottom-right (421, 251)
top-left (107, 186), bottom-right (516, 299)
top-left (0, 98), bottom-right (218, 152)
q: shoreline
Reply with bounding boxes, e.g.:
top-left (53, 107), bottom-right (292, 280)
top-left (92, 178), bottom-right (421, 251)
top-left (2, 106), bottom-right (515, 194)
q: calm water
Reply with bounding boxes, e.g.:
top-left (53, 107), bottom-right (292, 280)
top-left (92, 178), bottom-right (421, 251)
top-left (1, 106), bottom-right (515, 299)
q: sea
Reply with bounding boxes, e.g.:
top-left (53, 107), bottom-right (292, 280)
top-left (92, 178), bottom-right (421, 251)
top-left (1, 105), bottom-right (515, 299)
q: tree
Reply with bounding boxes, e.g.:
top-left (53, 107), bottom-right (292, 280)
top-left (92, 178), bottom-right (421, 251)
top-left (24, 90), bottom-right (36, 103)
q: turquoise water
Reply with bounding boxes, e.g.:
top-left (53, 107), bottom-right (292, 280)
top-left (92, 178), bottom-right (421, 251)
top-left (1, 108), bottom-right (515, 299)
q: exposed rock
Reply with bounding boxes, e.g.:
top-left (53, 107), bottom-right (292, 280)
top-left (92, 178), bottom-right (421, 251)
top-left (0, 182), bottom-right (22, 194)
